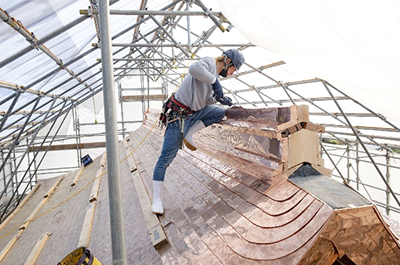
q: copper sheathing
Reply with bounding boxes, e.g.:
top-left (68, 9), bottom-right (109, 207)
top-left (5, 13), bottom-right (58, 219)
top-left (134, 106), bottom-right (400, 264)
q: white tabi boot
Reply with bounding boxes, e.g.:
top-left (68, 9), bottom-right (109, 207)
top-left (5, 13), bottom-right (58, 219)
top-left (151, 180), bottom-right (164, 215)
top-left (183, 121), bottom-right (206, 151)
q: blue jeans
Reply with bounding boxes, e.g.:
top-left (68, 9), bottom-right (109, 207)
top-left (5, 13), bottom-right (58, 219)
top-left (153, 104), bottom-right (225, 181)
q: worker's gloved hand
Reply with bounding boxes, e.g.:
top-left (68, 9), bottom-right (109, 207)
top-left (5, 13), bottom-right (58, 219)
top-left (218, 96), bottom-right (233, 106)
top-left (212, 79), bottom-right (223, 101)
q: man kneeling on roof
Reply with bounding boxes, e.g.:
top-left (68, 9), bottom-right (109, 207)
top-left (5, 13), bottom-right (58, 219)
top-left (152, 49), bottom-right (245, 215)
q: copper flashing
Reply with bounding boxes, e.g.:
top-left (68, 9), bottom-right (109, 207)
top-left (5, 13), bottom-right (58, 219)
top-left (1, 105), bottom-right (399, 264)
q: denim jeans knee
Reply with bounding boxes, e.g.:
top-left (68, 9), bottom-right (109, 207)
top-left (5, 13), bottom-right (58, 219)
top-left (153, 104), bottom-right (226, 181)
top-left (153, 122), bottom-right (181, 181)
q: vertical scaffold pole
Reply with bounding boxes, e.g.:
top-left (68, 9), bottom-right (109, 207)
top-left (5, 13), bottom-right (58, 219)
top-left (98, 1), bottom-right (128, 264)
top-left (386, 149), bottom-right (391, 216)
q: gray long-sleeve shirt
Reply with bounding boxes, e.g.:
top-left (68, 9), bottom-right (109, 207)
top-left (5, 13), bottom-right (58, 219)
top-left (174, 57), bottom-right (218, 111)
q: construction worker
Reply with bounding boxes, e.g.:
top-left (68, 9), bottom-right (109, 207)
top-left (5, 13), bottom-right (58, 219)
top-left (152, 49), bottom-right (245, 214)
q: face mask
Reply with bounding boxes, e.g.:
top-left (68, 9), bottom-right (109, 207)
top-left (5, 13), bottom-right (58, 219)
top-left (219, 67), bottom-right (228, 77)
top-left (219, 56), bottom-right (233, 77)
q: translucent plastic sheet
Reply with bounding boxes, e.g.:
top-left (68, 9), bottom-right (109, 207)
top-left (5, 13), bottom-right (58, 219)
top-left (219, 0), bottom-right (400, 126)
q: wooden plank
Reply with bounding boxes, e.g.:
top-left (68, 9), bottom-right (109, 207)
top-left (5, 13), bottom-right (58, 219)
top-left (89, 152), bottom-right (107, 203)
top-left (20, 176), bottom-right (64, 230)
top-left (71, 167), bottom-right (84, 186)
top-left (0, 184), bottom-right (40, 228)
top-left (287, 129), bottom-right (321, 168)
top-left (277, 105), bottom-right (309, 131)
top-left (0, 230), bottom-right (22, 262)
top-left (122, 94), bottom-right (167, 102)
top-left (24, 232), bottom-right (50, 265)
top-left (303, 122), bottom-right (325, 133)
top-left (43, 176), bottom-right (64, 198)
top-left (296, 104), bottom-right (310, 123)
top-left (123, 140), bottom-right (168, 249)
top-left (0, 178), bottom-right (61, 262)
top-left (77, 202), bottom-right (96, 248)
top-left (77, 152), bottom-right (106, 248)
top-left (29, 142), bottom-right (106, 152)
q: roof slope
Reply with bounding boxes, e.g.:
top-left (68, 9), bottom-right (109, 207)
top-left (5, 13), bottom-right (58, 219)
top-left (0, 105), bottom-right (399, 264)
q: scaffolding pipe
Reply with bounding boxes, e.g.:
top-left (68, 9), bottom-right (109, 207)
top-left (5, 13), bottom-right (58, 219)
top-left (186, 1), bottom-right (192, 51)
top-left (326, 81), bottom-right (400, 132)
top-left (0, 75), bottom-right (103, 145)
top-left (0, 94), bottom-right (16, 107)
top-left (118, 82), bottom-right (125, 139)
top-left (386, 150), bottom-right (391, 216)
top-left (81, 9), bottom-right (222, 16)
top-left (320, 143), bottom-right (347, 183)
top-left (346, 144), bottom-right (351, 184)
top-left (0, 100), bottom-right (68, 220)
top-left (356, 141), bottom-right (360, 190)
top-left (150, 15), bottom-right (191, 58)
top-left (98, 0), bottom-right (127, 264)
top-left (111, 0), bottom-right (181, 41)
top-left (112, 43), bottom-right (253, 48)
top-left (0, 91), bottom-right (21, 132)
top-left (0, 8), bottom-right (95, 93)
top-left (0, 0), bottom-right (123, 68)
top-left (0, 98), bottom-right (42, 201)
top-left (17, 101), bottom-right (71, 203)
top-left (0, 80), bottom-right (72, 101)
top-left (190, 24), bottom-right (217, 57)
top-left (137, 31), bottom-right (175, 69)
top-left (194, 0), bottom-right (226, 32)
top-left (1, 83), bottom-right (103, 150)
top-left (322, 81), bottom-right (400, 208)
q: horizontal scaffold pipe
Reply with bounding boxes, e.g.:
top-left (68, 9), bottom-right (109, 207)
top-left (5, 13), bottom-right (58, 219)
top-left (0, 81), bottom-right (74, 102)
top-left (324, 130), bottom-right (400, 142)
top-left (111, 43), bottom-right (255, 48)
top-left (29, 142), bottom-right (107, 152)
top-left (113, 57), bottom-right (194, 61)
top-left (0, 0), bottom-right (122, 68)
top-left (0, 8), bottom-right (95, 93)
top-left (80, 9), bottom-right (222, 16)
top-left (319, 123), bottom-right (398, 133)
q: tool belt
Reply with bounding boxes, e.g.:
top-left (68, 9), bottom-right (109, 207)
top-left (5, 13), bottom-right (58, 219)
top-left (159, 93), bottom-right (195, 126)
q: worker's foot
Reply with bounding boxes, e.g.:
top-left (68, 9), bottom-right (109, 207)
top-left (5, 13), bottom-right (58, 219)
top-left (152, 180), bottom-right (164, 215)
top-left (184, 121), bottom-right (206, 151)
top-left (183, 139), bottom-right (197, 151)
top-left (152, 198), bottom-right (164, 215)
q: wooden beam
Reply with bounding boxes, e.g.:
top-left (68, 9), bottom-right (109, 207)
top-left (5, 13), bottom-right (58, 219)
top-left (286, 129), bottom-right (321, 169)
top-left (21, 176), bottom-right (64, 229)
top-left (0, 177), bottom-right (63, 262)
top-left (0, 232), bottom-right (20, 262)
top-left (0, 184), bottom-right (40, 227)
top-left (89, 152), bottom-right (107, 203)
top-left (77, 152), bottom-right (106, 248)
top-left (24, 232), bottom-right (50, 265)
top-left (123, 140), bottom-right (168, 249)
top-left (77, 203), bottom-right (96, 248)
top-left (71, 167), bottom-right (84, 187)
top-left (29, 142), bottom-right (106, 152)
top-left (121, 94), bottom-right (167, 102)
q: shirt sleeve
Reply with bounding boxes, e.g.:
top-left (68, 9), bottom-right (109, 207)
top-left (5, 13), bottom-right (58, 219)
top-left (188, 57), bottom-right (216, 84)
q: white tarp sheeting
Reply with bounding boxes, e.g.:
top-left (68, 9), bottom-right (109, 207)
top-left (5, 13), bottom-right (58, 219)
top-left (219, 0), bottom-right (400, 126)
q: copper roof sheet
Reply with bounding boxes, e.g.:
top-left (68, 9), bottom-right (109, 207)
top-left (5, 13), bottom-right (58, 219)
top-left (0, 105), bottom-right (399, 264)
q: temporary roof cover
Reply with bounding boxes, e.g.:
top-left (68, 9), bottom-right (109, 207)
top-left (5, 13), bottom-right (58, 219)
top-left (220, 0), bottom-right (400, 126)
